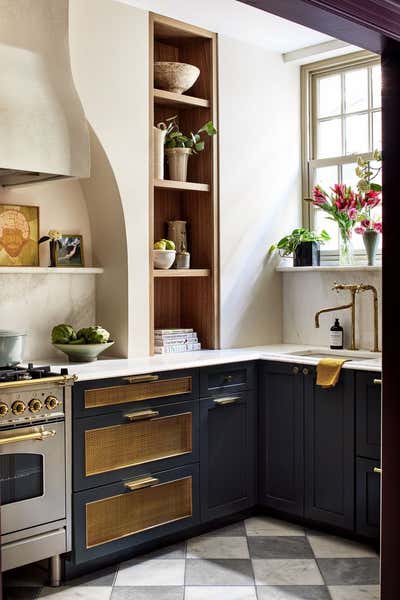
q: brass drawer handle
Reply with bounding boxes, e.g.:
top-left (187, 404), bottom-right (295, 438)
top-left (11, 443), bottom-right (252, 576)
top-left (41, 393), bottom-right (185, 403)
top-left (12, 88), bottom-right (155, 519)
top-left (125, 476), bottom-right (159, 491)
top-left (373, 379), bottom-right (382, 385)
top-left (0, 429), bottom-right (56, 446)
top-left (373, 467), bottom-right (382, 475)
top-left (123, 374), bottom-right (159, 384)
top-left (214, 396), bottom-right (240, 406)
top-left (125, 409), bottom-right (160, 421)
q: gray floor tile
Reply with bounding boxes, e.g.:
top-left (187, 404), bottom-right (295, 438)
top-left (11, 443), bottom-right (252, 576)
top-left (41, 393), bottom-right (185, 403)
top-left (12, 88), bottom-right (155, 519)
top-left (141, 542), bottom-right (187, 560)
top-left (256, 586), bottom-right (331, 600)
top-left (3, 589), bottom-right (42, 600)
top-left (245, 517), bottom-right (304, 537)
top-left (115, 559), bottom-right (185, 586)
top-left (187, 536), bottom-right (249, 559)
top-left (206, 522), bottom-right (247, 537)
top-left (111, 587), bottom-right (184, 600)
top-left (185, 587), bottom-right (257, 599)
top-left (308, 532), bottom-right (378, 558)
top-left (317, 558), bottom-right (380, 585)
top-left (248, 536), bottom-right (313, 559)
top-left (252, 559), bottom-right (324, 586)
top-left (329, 585), bottom-right (380, 600)
top-left (185, 559), bottom-right (254, 586)
top-left (67, 566), bottom-right (117, 587)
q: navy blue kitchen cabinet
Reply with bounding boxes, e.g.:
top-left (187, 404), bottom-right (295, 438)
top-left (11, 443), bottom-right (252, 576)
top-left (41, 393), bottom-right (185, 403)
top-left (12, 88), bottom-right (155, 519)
top-left (259, 362), bottom-right (305, 517)
top-left (304, 368), bottom-right (355, 530)
top-left (200, 390), bottom-right (257, 522)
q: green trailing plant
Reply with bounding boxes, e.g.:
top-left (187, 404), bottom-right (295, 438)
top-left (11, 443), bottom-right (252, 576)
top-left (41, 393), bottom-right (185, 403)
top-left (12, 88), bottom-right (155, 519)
top-left (269, 228), bottom-right (330, 257)
top-left (163, 115), bottom-right (217, 153)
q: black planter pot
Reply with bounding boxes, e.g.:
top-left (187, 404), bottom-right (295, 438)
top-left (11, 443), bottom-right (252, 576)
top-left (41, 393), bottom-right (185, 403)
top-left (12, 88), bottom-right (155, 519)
top-left (293, 241), bottom-right (320, 267)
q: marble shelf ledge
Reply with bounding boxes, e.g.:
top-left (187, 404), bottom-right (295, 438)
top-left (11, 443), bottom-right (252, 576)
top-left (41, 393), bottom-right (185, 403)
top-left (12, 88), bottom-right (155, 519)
top-left (0, 267), bottom-right (104, 274)
top-left (276, 265), bottom-right (382, 273)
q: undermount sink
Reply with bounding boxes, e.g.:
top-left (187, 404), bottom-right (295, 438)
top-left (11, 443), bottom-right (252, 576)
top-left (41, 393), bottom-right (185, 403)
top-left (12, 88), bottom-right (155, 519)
top-left (287, 349), bottom-right (381, 362)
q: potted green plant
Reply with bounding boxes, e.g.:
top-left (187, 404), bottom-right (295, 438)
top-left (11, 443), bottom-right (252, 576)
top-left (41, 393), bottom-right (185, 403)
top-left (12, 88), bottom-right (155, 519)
top-left (163, 116), bottom-right (217, 182)
top-left (270, 228), bottom-right (330, 267)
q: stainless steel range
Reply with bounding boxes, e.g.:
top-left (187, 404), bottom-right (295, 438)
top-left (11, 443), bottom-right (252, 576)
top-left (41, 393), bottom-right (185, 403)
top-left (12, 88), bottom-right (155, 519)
top-left (0, 364), bottom-right (75, 586)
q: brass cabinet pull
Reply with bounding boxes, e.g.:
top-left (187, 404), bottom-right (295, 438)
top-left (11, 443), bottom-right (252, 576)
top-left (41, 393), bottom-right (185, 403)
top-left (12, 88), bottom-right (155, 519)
top-left (373, 379), bottom-right (382, 386)
top-left (123, 374), bottom-right (159, 384)
top-left (373, 467), bottom-right (382, 475)
top-left (303, 368), bottom-right (309, 376)
top-left (125, 476), bottom-right (159, 491)
top-left (292, 366), bottom-right (299, 375)
top-left (214, 396), bottom-right (240, 406)
top-left (223, 375), bottom-right (233, 383)
top-left (125, 409), bottom-right (160, 421)
top-left (0, 429), bottom-right (56, 446)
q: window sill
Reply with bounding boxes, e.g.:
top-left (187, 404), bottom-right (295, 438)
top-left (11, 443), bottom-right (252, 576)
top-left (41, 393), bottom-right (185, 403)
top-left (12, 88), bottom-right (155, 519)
top-left (276, 264), bottom-right (381, 273)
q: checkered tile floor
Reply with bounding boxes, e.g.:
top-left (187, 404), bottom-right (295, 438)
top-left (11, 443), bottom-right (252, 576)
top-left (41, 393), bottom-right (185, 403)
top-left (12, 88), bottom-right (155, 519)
top-left (2, 516), bottom-right (380, 600)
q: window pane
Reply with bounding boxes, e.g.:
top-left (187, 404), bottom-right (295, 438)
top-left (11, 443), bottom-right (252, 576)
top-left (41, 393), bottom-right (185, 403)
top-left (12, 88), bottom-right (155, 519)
top-left (370, 160), bottom-right (382, 187)
top-left (372, 65), bottom-right (381, 108)
top-left (342, 162), bottom-right (358, 189)
top-left (317, 74), bottom-right (341, 118)
top-left (318, 118), bottom-right (342, 158)
top-left (345, 113), bottom-right (369, 154)
top-left (372, 111), bottom-right (382, 150)
top-left (344, 68), bottom-right (368, 113)
top-left (314, 209), bottom-right (338, 250)
top-left (314, 165), bottom-right (338, 192)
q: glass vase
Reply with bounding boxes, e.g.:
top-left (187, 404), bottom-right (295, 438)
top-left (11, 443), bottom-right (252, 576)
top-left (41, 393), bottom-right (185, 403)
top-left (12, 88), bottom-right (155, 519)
top-left (339, 230), bottom-right (354, 266)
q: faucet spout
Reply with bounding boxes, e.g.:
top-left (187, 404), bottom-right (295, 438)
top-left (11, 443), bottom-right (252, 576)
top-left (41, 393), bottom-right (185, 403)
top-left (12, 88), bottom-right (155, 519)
top-left (315, 303), bottom-right (353, 328)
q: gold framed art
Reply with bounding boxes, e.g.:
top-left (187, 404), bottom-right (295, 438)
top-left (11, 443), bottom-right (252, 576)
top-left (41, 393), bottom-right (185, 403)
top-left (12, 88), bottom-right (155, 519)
top-left (0, 204), bottom-right (39, 266)
top-left (55, 234), bottom-right (84, 267)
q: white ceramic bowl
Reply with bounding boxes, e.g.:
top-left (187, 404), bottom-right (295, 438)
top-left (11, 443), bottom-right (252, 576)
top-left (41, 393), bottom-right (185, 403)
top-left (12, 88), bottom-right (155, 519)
top-left (154, 61), bottom-right (200, 94)
top-left (53, 342), bottom-right (114, 363)
top-left (153, 249), bottom-right (176, 269)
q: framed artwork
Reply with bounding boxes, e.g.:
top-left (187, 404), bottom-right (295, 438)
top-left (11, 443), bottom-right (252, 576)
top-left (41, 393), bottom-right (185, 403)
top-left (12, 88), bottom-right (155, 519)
top-left (0, 204), bottom-right (39, 266)
top-left (56, 234), bottom-right (84, 267)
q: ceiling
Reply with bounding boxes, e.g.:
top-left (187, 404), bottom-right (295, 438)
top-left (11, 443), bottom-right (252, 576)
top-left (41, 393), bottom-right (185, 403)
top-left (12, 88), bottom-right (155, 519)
top-left (123, 0), bottom-right (336, 53)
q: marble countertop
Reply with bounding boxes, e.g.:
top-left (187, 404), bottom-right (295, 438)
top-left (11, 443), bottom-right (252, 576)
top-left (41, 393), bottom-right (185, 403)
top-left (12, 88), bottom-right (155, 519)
top-left (41, 344), bottom-right (382, 381)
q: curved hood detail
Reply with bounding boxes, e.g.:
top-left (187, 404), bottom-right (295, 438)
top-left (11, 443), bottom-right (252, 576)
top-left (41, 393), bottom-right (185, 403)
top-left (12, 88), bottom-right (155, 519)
top-left (0, 0), bottom-right (90, 186)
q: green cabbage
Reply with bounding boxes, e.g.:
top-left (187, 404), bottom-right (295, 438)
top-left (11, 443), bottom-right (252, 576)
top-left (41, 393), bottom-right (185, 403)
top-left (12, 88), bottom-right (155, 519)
top-left (51, 324), bottom-right (77, 344)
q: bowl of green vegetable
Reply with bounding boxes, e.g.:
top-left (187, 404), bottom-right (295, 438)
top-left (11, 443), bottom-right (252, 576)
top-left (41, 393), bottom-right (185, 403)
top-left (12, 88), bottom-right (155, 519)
top-left (51, 324), bottom-right (114, 362)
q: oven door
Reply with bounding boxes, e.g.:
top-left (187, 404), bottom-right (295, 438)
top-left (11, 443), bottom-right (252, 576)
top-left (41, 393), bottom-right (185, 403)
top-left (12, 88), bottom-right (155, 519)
top-left (0, 422), bottom-right (65, 536)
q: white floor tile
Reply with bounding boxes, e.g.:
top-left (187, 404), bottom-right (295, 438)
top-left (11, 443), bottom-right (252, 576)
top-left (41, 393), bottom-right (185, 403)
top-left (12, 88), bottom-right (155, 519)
top-left (187, 536), bottom-right (249, 559)
top-left (115, 559), bottom-right (185, 587)
top-left (308, 533), bottom-right (378, 558)
top-left (38, 586), bottom-right (112, 599)
top-left (329, 585), bottom-right (380, 600)
top-left (185, 587), bottom-right (257, 600)
top-left (245, 516), bottom-right (304, 537)
top-left (252, 559), bottom-right (324, 586)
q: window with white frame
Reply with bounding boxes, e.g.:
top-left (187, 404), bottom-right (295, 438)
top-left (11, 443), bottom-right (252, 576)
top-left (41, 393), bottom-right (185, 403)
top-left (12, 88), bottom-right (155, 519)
top-left (302, 52), bottom-right (382, 260)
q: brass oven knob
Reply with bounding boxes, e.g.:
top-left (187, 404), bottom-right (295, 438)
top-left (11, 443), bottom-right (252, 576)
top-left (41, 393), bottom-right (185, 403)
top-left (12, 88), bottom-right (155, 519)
top-left (45, 395), bottom-right (58, 410)
top-left (12, 400), bottom-right (26, 415)
top-left (29, 398), bottom-right (43, 413)
top-left (0, 402), bottom-right (9, 417)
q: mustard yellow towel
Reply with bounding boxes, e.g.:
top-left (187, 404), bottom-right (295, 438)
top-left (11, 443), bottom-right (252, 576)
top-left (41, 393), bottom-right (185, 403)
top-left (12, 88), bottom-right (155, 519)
top-left (316, 358), bottom-right (349, 388)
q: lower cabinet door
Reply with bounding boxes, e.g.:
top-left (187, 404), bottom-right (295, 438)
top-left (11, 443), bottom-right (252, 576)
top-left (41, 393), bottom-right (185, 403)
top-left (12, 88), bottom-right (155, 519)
top-left (356, 457), bottom-right (381, 539)
top-left (73, 464), bottom-right (199, 564)
top-left (304, 370), bottom-right (355, 530)
top-left (200, 391), bottom-right (256, 523)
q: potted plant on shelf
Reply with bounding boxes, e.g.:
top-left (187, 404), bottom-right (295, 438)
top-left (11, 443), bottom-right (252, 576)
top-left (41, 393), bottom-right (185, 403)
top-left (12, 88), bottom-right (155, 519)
top-left (269, 228), bottom-right (330, 267)
top-left (163, 115), bottom-right (217, 182)
top-left (354, 151), bottom-right (382, 266)
top-left (39, 229), bottom-right (62, 267)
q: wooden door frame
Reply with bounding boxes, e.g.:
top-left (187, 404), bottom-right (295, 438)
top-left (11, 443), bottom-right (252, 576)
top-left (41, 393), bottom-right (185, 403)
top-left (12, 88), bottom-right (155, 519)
top-left (238, 2), bottom-right (397, 598)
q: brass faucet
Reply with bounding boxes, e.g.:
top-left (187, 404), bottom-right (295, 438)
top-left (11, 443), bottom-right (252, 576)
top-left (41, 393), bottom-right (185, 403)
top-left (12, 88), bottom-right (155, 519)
top-left (314, 282), bottom-right (380, 352)
top-left (315, 283), bottom-right (360, 350)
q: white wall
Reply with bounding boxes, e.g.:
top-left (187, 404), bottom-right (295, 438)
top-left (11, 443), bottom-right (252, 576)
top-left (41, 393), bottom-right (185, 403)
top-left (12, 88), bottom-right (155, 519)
top-left (219, 37), bottom-right (301, 347)
top-left (283, 270), bottom-right (382, 351)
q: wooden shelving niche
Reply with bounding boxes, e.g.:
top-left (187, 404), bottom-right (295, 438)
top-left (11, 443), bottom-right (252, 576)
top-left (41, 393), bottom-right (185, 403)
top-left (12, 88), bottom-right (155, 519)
top-left (149, 13), bottom-right (219, 354)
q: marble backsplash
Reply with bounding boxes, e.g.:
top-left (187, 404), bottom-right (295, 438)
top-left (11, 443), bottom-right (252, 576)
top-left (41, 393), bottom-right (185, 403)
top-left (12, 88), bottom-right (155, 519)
top-left (0, 274), bottom-right (96, 360)
top-left (282, 270), bottom-right (382, 352)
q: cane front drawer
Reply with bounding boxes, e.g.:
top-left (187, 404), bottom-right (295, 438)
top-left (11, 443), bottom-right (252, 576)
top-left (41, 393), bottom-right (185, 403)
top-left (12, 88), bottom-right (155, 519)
top-left (73, 464), bottom-right (200, 564)
top-left (74, 400), bottom-right (199, 490)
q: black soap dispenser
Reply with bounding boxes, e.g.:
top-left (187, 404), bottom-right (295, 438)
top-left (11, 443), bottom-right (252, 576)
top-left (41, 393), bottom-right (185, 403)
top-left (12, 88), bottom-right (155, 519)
top-left (330, 318), bottom-right (344, 350)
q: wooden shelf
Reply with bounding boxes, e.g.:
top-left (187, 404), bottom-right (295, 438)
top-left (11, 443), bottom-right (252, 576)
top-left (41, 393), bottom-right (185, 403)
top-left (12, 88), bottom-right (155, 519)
top-left (154, 89), bottom-right (210, 109)
top-left (154, 179), bottom-right (210, 192)
top-left (0, 267), bottom-right (104, 274)
top-left (153, 269), bottom-right (210, 278)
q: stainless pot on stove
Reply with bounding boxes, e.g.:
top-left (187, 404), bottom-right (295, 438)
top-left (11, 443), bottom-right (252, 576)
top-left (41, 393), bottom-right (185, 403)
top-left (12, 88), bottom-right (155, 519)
top-left (0, 330), bottom-right (27, 366)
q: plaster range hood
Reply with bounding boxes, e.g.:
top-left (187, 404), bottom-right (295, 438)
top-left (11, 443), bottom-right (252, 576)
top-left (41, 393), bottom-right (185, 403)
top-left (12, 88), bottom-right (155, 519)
top-left (0, 0), bottom-right (89, 186)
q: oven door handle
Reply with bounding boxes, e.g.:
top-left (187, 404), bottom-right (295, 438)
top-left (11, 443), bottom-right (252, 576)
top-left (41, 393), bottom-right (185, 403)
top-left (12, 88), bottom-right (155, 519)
top-left (0, 429), bottom-right (56, 446)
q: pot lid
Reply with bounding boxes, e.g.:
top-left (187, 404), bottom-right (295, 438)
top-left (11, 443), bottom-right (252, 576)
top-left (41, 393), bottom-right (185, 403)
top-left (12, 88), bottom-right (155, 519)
top-left (0, 330), bottom-right (27, 337)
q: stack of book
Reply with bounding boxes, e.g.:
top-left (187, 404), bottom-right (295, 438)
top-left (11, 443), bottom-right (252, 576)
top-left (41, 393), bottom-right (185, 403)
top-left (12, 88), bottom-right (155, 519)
top-left (154, 329), bottom-right (201, 354)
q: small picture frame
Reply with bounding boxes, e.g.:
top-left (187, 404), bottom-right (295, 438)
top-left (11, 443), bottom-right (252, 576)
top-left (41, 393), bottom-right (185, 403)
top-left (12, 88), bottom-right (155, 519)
top-left (0, 204), bottom-right (39, 266)
top-left (55, 235), bottom-right (84, 267)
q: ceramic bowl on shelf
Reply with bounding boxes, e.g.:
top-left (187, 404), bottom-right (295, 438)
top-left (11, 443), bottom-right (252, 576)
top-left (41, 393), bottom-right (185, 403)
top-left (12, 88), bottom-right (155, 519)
top-left (53, 341), bottom-right (114, 363)
top-left (154, 61), bottom-right (200, 94)
top-left (153, 249), bottom-right (176, 270)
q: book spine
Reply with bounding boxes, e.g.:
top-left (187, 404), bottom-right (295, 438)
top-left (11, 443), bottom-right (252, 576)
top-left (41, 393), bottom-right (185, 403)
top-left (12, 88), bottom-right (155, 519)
top-left (154, 328), bottom-right (194, 335)
top-left (154, 334), bottom-right (198, 343)
top-left (154, 343), bottom-right (201, 354)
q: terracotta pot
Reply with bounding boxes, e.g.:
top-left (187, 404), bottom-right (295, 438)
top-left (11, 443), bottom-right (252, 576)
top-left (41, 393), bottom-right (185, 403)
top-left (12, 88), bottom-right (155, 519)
top-left (166, 148), bottom-right (191, 182)
top-left (153, 124), bottom-right (167, 180)
top-left (154, 61), bottom-right (200, 94)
